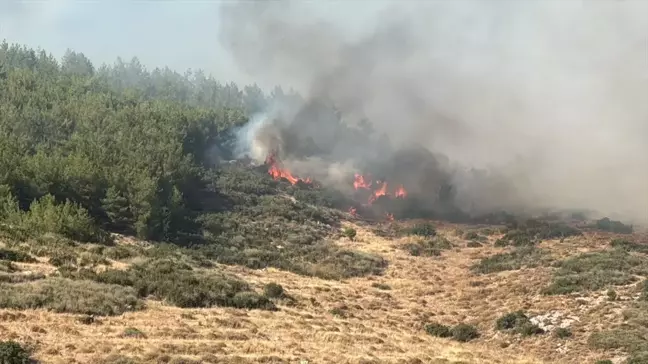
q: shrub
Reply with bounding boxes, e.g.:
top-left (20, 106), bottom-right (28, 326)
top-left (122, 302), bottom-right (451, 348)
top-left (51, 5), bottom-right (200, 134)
top-left (451, 324), bottom-right (479, 342)
top-left (402, 237), bottom-right (452, 257)
top-left (371, 282), bottom-right (391, 290)
top-left (466, 241), bottom-right (483, 248)
top-left (263, 282), bottom-right (285, 298)
top-left (405, 222), bottom-right (437, 238)
top-left (0, 249), bottom-right (35, 263)
top-left (424, 322), bottom-right (451, 338)
top-left (472, 247), bottom-right (549, 274)
top-left (86, 259), bottom-right (275, 310)
top-left (519, 322), bottom-right (544, 336)
top-left (543, 250), bottom-right (648, 295)
top-left (554, 327), bottom-right (572, 339)
top-left (49, 251), bottom-right (77, 267)
top-left (0, 340), bottom-right (31, 364)
top-left (611, 239), bottom-right (648, 254)
top-left (0, 278), bottom-right (142, 316)
top-left (496, 311), bottom-right (530, 331)
top-left (594, 361), bottom-right (613, 364)
top-left (342, 227), bottom-right (357, 241)
top-left (595, 217), bottom-right (633, 234)
top-left (121, 327), bottom-right (146, 338)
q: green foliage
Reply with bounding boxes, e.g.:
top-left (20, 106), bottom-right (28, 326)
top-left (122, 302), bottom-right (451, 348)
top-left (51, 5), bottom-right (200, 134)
top-left (424, 322), bottom-right (451, 338)
top-left (263, 282), bottom-right (285, 298)
top-left (594, 360), bottom-right (613, 364)
top-left (424, 322), bottom-right (479, 342)
top-left (0, 340), bottom-right (31, 364)
top-left (371, 282), bottom-right (391, 290)
top-left (610, 238), bottom-right (648, 254)
top-left (69, 259), bottom-right (275, 310)
top-left (404, 222), bottom-right (437, 238)
top-left (472, 247), bottom-right (549, 274)
top-left (496, 311), bottom-right (530, 331)
top-left (496, 220), bottom-right (582, 247)
top-left (402, 236), bottom-right (452, 257)
top-left (543, 249), bottom-right (648, 295)
top-left (18, 194), bottom-right (109, 243)
top-left (342, 227), bottom-right (357, 241)
top-left (121, 327), bottom-right (146, 339)
top-left (594, 217), bottom-right (633, 234)
top-left (0, 248), bottom-right (35, 263)
top-left (0, 278), bottom-right (142, 315)
top-left (450, 324), bottom-right (480, 342)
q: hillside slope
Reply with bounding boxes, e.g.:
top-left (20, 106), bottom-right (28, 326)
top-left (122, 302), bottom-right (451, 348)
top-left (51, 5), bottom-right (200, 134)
top-left (1, 219), bottom-right (644, 364)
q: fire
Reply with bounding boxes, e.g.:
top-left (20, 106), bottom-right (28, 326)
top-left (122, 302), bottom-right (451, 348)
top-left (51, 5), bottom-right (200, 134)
top-left (265, 153), bottom-right (311, 185)
top-left (348, 207), bottom-right (357, 216)
top-left (368, 181), bottom-right (388, 205)
top-left (385, 213), bottom-right (394, 221)
top-left (353, 173), bottom-right (371, 190)
top-left (395, 184), bottom-right (407, 198)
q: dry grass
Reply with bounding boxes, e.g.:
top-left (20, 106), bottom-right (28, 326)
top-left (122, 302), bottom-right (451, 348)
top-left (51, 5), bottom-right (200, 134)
top-left (0, 220), bottom-right (641, 363)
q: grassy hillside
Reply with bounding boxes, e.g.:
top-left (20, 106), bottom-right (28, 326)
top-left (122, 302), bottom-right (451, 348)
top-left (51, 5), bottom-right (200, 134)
top-left (0, 41), bottom-right (645, 364)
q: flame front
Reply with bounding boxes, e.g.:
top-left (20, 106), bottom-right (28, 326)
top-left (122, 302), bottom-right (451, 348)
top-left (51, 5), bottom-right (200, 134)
top-left (368, 181), bottom-right (388, 205)
top-left (353, 174), bottom-right (371, 190)
top-left (265, 153), bottom-right (311, 185)
top-left (395, 185), bottom-right (407, 198)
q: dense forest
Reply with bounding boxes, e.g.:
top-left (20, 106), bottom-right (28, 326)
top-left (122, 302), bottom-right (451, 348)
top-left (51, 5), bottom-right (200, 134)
top-left (0, 41), bottom-right (386, 279)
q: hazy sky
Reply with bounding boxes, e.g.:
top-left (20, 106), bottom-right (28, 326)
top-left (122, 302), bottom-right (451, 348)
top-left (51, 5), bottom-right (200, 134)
top-left (0, 0), bottom-right (390, 87)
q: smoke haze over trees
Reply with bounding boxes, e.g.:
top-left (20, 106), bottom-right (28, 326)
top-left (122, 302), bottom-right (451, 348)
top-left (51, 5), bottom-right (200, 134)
top-left (0, 0), bottom-right (646, 227)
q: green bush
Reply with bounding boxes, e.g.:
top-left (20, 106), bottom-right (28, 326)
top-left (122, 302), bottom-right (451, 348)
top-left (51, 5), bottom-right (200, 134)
top-left (371, 282), bottom-right (391, 290)
top-left (0, 340), bottom-right (32, 364)
top-left (424, 322), bottom-right (451, 338)
top-left (595, 217), bottom-right (633, 234)
top-left (402, 237), bottom-right (452, 257)
top-left (80, 259), bottom-right (276, 310)
top-left (0, 278), bottom-right (142, 315)
top-left (496, 311), bottom-right (530, 331)
top-left (472, 247), bottom-right (549, 274)
top-left (263, 282), bottom-right (285, 298)
top-left (18, 194), bottom-right (111, 244)
top-left (342, 227), bottom-right (357, 241)
top-left (121, 327), bottom-right (146, 338)
top-left (519, 322), bottom-right (544, 336)
top-left (0, 249), bottom-right (35, 263)
top-left (543, 250), bottom-right (648, 295)
top-left (404, 222), bottom-right (437, 238)
top-left (450, 324), bottom-right (479, 342)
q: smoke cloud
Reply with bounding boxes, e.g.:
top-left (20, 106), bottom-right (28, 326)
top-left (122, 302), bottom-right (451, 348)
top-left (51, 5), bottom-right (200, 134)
top-left (219, 0), bottom-right (648, 224)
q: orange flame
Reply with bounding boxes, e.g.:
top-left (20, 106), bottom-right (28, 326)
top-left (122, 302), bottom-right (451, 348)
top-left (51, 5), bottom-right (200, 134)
top-left (353, 174), bottom-right (371, 190)
top-left (265, 153), bottom-right (311, 185)
top-left (348, 207), bottom-right (357, 216)
top-left (368, 181), bottom-right (388, 205)
top-left (386, 213), bottom-right (394, 221)
top-left (395, 185), bottom-right (407, 198)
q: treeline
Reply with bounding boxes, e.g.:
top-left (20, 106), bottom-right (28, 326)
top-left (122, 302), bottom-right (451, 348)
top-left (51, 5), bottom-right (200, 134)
top-left (0, 41), bottom-right (303, 244)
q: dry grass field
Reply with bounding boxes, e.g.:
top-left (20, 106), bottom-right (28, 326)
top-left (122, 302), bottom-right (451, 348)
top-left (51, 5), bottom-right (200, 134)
top-left (0, 219), bottom-right (643, 364)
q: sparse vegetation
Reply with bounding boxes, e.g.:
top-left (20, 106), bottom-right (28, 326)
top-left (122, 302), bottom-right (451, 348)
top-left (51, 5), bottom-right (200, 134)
top-left (371, 282), bottom-right (391, 290)
top-left (0, 249), bottom-right (35, 263)
top-left (401, 236), bottom-right (452, 257)
top-left (543, 249), bottom-right (648, 295)
top-left (64, 258), bottom-right (275, 310)
top-left (0, 278), bottom-right (142, 316)
top-left (404, 222), bottom-right (437, 238)
top-left (554, 327), bottom-right (572, 339)
top-left (472, 247), bottom-right (549, 274)
top-left (0, 341), bottom-right (32, 364)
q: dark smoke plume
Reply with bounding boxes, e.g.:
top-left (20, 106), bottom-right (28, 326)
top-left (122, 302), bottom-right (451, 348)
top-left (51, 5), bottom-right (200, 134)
top-left (219, 0), bottom-right (648, 224)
